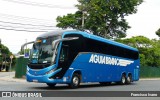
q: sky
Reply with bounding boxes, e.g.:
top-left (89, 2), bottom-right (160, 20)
top-left (0, 0), bottom-right (159, 54)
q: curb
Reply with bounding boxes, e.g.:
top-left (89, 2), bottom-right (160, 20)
top-left (139, 78), bottom-right (160, 81)
top-left (0, 76), bottom-right (26, 83)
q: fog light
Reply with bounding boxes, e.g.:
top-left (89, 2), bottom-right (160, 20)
top-left (46, 68), bottom-right (56, 74)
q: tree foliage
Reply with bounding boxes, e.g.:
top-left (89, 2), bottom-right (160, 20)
top-left (116, 36), bottom-right (160, 67)
top-left (0, 43), bottom-right (16, 66)
top-left (0, 44), bottom-right (11, 55)
top-left (56, 0), bottom-right (143, 38)
top-left (156, 28), bottom-right (160, 38)
top-left (56, 11), bottom-right (82, 30)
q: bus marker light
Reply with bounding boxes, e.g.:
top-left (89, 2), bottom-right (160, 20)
top-left (63, 77), bottom-right (67, 82)
top-left (68, 76), bottom-right (70, 79)
top-left (69, 68), bottom-right (74, 70)
top-left (36, 40), bottom-right (42, 43)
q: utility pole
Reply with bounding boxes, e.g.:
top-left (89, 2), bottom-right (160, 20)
top-left (82, 11), bottom-right (85, 28)
top-left (0, 38), bottom-right (1, 56)
top-left (9, 55), bottom-right (13, 72)
top-left (24, 39), bottom-right (27, 56)
top-left (81, 0), bottom-right (89, 29)
top-left (25, 39), bottom-right (27, 49)
top-left (0, 39), bottom-right (1, 71)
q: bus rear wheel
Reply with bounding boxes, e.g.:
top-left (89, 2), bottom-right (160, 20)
top-left (126, 74), bottom-right (132, 84)
top-left (69, 73), bottom-right (80, 89)
top-left (46, 83), bottom-right (56, 87)
top-left (120, 74), bottom-right (126, 85)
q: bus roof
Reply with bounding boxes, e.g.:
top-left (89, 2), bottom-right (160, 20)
top-left (37, 30), bottom-right (138, 52)
top-left (37, 30), bottom-right (80, 38)
top-left (85, 32), bottom-right (138, 52)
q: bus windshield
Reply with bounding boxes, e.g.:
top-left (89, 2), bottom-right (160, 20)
top-left (30, 35), bottom-right (61, 64)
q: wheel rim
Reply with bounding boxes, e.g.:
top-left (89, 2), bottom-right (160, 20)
top-left (127, 76), bottom-right (131, 82)
top-left (122, 76), bottom-right (125, 84)
top-left (73, 76), bottom-right (79, 86)
top-left (127, 75), bottom-right (132, 83)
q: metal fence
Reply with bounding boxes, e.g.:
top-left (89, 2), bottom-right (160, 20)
top-left (140, 66), bottom-right (160, 78)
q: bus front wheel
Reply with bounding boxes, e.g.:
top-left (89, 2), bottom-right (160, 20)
top-left (69, 73), bottom-right (80, 89)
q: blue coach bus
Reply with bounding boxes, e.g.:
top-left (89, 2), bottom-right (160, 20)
top-left (22, 30), bottom-right (140, 88)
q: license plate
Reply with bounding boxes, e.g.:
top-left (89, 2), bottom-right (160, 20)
top-left (33, 79), bottom-right (38, 82)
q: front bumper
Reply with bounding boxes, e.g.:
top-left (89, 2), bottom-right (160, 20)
top-left (26, 65), bottom-right (70, 84)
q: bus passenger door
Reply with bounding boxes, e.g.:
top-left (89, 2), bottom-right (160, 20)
top-left (59, 45), bottom-right (69, 64)
top-left (56, 44), bottom-right (70, 78)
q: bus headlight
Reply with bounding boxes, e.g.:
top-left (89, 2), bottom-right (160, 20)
top-left (46, 68), bottom-right (56, 75)
top-left (26, 67), bottom-right (29, 73)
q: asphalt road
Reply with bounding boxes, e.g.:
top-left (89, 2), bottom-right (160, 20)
top-left (1, 80), bottom-right (160, 100)
top-left (0, 72), bottom-right (160, 100)
top-left (0, 79), bottom-right (160, 91)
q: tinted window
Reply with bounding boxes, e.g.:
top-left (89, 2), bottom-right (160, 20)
top-left (63, 34), bottom-right (85, 62)
top-left (85, 38), bottom-right (139, 60)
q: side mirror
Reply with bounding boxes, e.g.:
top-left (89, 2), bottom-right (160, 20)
top-left (52, 37), bottom-right (79, 50)
top-left (21, 41), bottom-right (35, 53)
top-left (52, 39), bottom-right (61, 50)
top-left (33, 44), bottom-right (36, 49)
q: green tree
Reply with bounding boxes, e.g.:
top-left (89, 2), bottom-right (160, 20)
top-left (116, 36), bottom-right (160, 67)
top-left (150, 39), bottom-right (160, 66)
top-left (0, 44), bottom-right (11, 55)
top-left (56, 0), bottom-right (143, 38)
top-left (0, 43), bottom-right (16, 68)
top-left (56, 11), bottom-right (82, 30)
top-left (156, 28), bottom-right (160, 38)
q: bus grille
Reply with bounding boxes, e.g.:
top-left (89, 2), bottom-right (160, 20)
top-left (28, 63), bottom-right (50, 69)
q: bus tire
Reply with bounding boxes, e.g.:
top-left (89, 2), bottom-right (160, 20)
top-left (99, 82), bottom-right (111, 86)
top-left (69, 73), bottom-right (80, 89)
top-left (120, 74), bottom-right (126, 85)
top-left (46, 83), bottom-right (56, 87)
top-left (126, 74), bottom-right (132, 84)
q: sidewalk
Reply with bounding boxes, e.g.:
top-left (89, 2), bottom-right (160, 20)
top-left (0, 71), bottom-right (26, 83)
top-left (140, 78), bottom-right (160, 81)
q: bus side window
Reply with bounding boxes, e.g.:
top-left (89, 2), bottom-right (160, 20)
top-left (59, 45), bottom-right (69, 62)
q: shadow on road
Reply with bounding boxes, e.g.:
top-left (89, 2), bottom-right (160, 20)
top-left (29, 82), bottom-right (137, 90)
